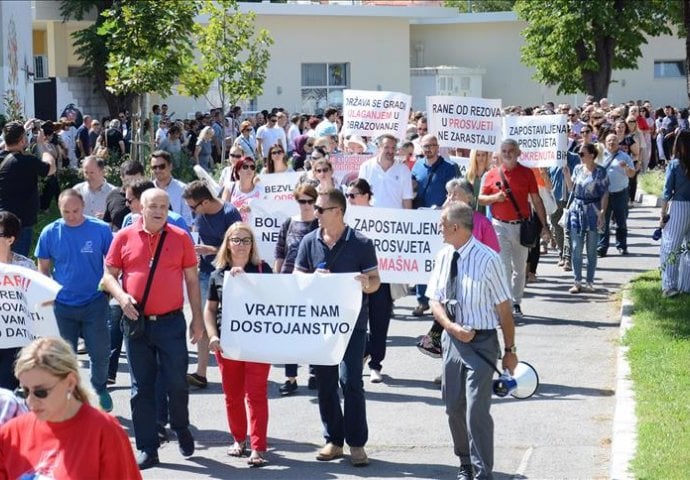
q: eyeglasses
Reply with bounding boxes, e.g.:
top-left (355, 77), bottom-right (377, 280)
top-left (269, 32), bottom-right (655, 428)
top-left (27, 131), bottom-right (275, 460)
top-left (581, 129), bottom-right (592, 134)
top-left (422, 144), bottom-right (438, 149)
top-left (346, 192), bottom-right (362, 199)
top-left (228, 237), bottom-right (252, 246)
top-left (17, 379), bottom-right (61, 400)
top-left (241, 164), bottom-right (256, 170)
top-left (568, 114), bottom-right (576, 117)
top-left (189, 200), bottom-right (204, 211)
top-left (270, 150), bottom-right (284, 155)
top-left (314, 168), bottom-right (330, 174)
top-left (315, 205), bottom-right (339, 214)
top-left (151, 164), bottom-right (167, 171)
top-left (297, 198), bottom-right (315, 205)
top-left (229, 154), bottom-right (242, 159)
top-left (269, 118), bottom-right (277, 123)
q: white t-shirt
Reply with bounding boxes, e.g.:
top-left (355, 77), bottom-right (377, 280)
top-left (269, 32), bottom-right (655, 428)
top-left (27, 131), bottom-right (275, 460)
top-left (358, 156), bottom-right (414, 209)
top-left (256, 125), bottom-right (287, 155)
top-left (287, 123), bottom-right (301, 152)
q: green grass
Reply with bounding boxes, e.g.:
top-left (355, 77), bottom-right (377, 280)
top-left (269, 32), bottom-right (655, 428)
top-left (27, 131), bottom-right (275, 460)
top-left (625, 270), bottom-right (690, 479)
top-left (638, 170), bottom-right (665, 198)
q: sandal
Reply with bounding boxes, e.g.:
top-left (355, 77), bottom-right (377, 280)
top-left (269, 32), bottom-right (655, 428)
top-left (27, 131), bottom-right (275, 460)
top-left (227, 441), bottom-right (246, 457)
top-left (248, 451), bottom-right (268, 468)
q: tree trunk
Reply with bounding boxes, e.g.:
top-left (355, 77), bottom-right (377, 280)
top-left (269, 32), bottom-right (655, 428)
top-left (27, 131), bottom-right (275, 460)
top-left (683, 0), bottom-right (690, 103)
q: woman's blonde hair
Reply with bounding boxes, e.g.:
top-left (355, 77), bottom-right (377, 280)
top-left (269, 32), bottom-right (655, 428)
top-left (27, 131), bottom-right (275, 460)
top-left (214, 222), bottom-right (261, 270)
top-left (14, 337), bottom-right (91, 405)
top-left (466, 149), bottom-right (489, 183)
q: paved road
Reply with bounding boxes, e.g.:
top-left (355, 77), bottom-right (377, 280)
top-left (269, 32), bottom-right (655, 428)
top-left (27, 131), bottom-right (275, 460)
top-left (93, 204), bottom-right (659, 479)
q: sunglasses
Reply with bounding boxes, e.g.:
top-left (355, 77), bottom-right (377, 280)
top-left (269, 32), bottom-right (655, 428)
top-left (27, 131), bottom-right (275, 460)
top-left (270, 151), bottom-right (284, 155)
top-left (125, 197), bottom-right (134, 205)
top-left (315, 205), bottom-right (339, 214)
top-left (151, 164), bottom-right (167, 171)
top-left (228, 237), bottom-right (252, 245)
top-left (17, 379), bottom-right (61, 400)
top-left (241, 164), bottom-right (256, 170)
top-left (346, 193), bottom-right (362, 199)
top-left (229, 154), bottom-right (242, 159)
top-left (297, 198), bottom-right (315, 205)
top-left (581, 130), bottom-right (592, 134)
top-left (314, 168), bottom-right (330, 174)
top-left (306, 143), bottom-right (315, 147)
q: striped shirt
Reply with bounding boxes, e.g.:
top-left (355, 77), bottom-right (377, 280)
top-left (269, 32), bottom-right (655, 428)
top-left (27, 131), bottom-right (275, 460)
top-left (426, 236), bottom-right (510, 329)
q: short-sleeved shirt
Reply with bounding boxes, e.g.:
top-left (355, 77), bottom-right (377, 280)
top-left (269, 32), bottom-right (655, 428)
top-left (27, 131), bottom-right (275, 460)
top-left (481, 164), bottom-right (539, 222)
top-left (76, 124), bottom-right (91, 157)
top-left (295, 226), bottom-right (378, 330)
top-left (195, 202), bottom-right (242, 273)
top-left (102, 189), bottom-right (130, 231)
top-left (274, 217), bottom-right (319, 273)
top-left (208, 262), bottom-right (272, 330)
top-left (426, 237), bottom-right (510, 330)
top-left (411, 157), bottom-right (459, 208)
top-left (358, 157), bottom-right (414, 208)
top-left (0, 150), bottom-right (50, 227)
top-left (105, 219), bottom-right (197, 315)
top-left (73, 181), bottom-right (116, 218)
top-left (35, 217), bottom-right (113, 306)
top-left (601, 149), bottom-right (634, 193)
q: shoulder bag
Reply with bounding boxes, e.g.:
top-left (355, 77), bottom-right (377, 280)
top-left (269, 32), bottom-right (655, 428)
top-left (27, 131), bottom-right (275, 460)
top-left (499, 168), bottom-right (542, 248)
top-left (121, 230), bottom-right (167, 340)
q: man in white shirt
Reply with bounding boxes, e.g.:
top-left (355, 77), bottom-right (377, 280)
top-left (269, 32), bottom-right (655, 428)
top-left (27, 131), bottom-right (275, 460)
top-left (150, 150), bottom-right (193, 228)
top-left (315, 108), bottom-right (339, 138)
top-left (255, 113), bottom-right (287, 160)
top-left (358, 134), bottom-right (413, 209)
top-left (73, 156), bottom-right (115, 219)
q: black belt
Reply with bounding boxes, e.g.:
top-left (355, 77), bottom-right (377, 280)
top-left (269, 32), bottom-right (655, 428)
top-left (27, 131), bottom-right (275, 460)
top-left (494, 218), bottom-right (521, 225)
top-left (144, 309), bottom-right (182, 322)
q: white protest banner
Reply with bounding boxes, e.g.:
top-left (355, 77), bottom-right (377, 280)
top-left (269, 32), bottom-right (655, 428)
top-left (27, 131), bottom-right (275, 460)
top-left (220, 273), bottom-right (361, 364)
top-left (427, 96), bottom-right (503, 151)
top-left (345, 205), bottom-right (443, 284)
top-left (342, 89), bottom-right (411, 140)
top-left (248, 199), bottom-right (299, 267)
top-left (330, 153), bottom-right (371, 186)
top-left (0, 264), bottom-right (62, 349)
top-left (503, 114), bottom-right (568, 168)
top-left (449, 156), bottom-right (470, 178)
top-left (259, 172), bottom-right (302, 201)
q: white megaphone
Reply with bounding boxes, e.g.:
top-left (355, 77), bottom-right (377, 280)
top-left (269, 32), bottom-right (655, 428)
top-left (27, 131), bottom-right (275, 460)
top-left (492, 361), bottom-right (539, 399)
top-left (193, 165), bottom-right (222, 197)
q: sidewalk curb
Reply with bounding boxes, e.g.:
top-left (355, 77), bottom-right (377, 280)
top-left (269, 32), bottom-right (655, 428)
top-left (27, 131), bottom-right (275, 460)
top-left (610, 293), bottom-right (637, 480)
top-left (635, 187), bottom-right (662, 207)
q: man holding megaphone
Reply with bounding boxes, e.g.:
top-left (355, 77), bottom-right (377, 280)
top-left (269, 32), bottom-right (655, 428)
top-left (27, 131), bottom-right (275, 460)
top-left (427, 202), bottom-right (517, 480)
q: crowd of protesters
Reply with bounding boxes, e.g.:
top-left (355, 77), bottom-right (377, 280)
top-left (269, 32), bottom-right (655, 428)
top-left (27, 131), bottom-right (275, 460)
top-left (0, 93), bottom-right (688, 477)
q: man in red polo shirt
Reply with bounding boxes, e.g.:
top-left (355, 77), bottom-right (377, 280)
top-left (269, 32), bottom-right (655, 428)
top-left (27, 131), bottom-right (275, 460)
top-left (103, 188), bottom-right (203, 470)
top-left (479, 139), bottom-right (550, 318)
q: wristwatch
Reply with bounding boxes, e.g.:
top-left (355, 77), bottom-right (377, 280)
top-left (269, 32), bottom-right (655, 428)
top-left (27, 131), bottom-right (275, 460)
top-left (504, 345), bottom-right (517, 354)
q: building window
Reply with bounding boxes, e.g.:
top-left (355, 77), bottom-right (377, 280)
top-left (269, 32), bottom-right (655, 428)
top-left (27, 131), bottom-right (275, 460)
top-left (654, 61), bottom-right (686, 78)
top-left (301, 63), bottom-right (350, 113)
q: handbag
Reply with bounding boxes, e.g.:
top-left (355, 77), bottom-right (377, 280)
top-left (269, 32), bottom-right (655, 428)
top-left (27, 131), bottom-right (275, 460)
top-left (558, 191), bottom-right (574, 229)
top-left (539, 186), bottom-right (558, 216)
top-left (121, 230), bottom-right (167, 340)
top-left (499, 168), bottom-right (542, 248)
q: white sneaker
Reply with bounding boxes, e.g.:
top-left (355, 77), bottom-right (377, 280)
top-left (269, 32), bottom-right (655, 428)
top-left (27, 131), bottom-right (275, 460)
top-left (370, 369), bottom-right (382, 383)
top-left (663, 289), bottom-right (679, 298)
top-left (583, 283), bottom-right (595, 293)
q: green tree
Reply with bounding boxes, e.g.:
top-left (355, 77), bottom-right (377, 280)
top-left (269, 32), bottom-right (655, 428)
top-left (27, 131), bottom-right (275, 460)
top-left (179, 0), bottom-right (273, 160)
top-left (60, 0), bottom-right (136, 117)
top-left (444, 0), bottom-right (515, 12)
top-left (514, 0), bottom-right (672, 99)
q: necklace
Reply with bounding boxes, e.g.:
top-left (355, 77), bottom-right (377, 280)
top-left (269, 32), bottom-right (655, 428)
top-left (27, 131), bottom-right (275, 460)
top-left (147, 232), bottom-right (160, 267)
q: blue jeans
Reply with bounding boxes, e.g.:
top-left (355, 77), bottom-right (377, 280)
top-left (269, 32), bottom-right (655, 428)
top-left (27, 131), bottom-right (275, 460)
top-left (108, 304), bottom-right (124, 380)
top-left (365, 284), bottom-right (393, 372)
top-left (125, 311), bottom-right (190, 453)
top-left (0, 348), bottom-right (20, 390)
top-left (314, 328), bottom-right (368, 447)
top-left (415, 284), bottom-right (428, 306)
top-left (12, 225), bottom-right (34, 257)
top-left (54, 295), bottom-right (110, 394)
top-left (571, 228), bottom-right (599, 283)
top-left (599, 188), bottom-right (628, 253)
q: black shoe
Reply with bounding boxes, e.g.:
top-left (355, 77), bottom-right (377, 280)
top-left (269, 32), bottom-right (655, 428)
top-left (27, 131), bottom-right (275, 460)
top-left (512, 304), bottom-right (523, 318)
top-left (617, 247), bottom-right (629, 255)
top-left (307, 375), bottom-right (317, 390)
top-left (136, 450), bottom-right (160, 470)
top-left (157, 423), bottom-right (168, 443)
top-left (107, 377), bottom-right (116, 386)
top-left (176, 428), bottom-right (195, 457)
top-left (457, 464), bottom-right (473, 480)
top-left (279, 379), bottom-right (298, 396)
top-left (416, 334), bottom-right (442, 358)
top-left (597, 249), bottom-right (607, 258)
top-left (186, 373), bottom-right (208, 389)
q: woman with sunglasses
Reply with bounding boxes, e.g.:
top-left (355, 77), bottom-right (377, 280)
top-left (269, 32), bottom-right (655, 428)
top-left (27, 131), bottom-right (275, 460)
top-left (219, 146), bottom-right (245, 194)
top-left (264, 143), bottom-right (292, 174)
top-left (274, 184), bottom-right (320, 395)
top-left (221, 156), bottom-right (262, 222)
top-left (232, 120), bottom-right (257, 161)
top-left (205, 223), bottom-right (273, 467)
top-left (291, 134), bottom-right (315, 171)
top-left (563, 143), bottom-right (609, 293)
top-left (302, 156), bottom-right (336, 194)
top-left (0, 337), bottom-right (141, 478)
top-left (0, 212), bottom-right (38, 391)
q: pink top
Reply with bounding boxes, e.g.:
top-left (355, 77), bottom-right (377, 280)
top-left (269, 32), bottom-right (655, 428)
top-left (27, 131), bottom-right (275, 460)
top-left (473, 211), bottom-right (500, 253)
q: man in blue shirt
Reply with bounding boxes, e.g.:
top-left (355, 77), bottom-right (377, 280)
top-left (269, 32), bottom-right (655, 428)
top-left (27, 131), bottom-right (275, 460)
top-left (410, 134), bottom-right (459, 316)
top-left (598, 133), bottom-right (636, 257)
top-left (35, 189), bottom-right (114, 412)
top-left (181, 180), bottom-right (241, 388)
